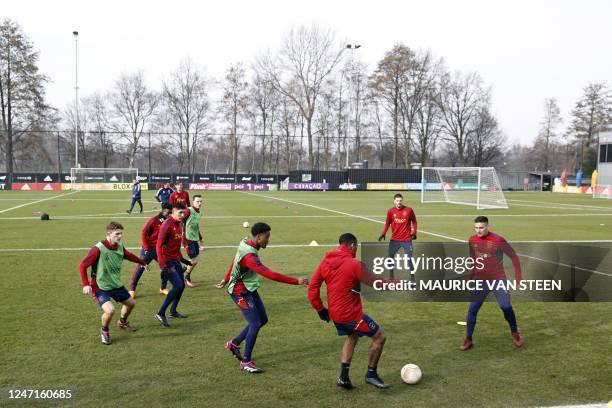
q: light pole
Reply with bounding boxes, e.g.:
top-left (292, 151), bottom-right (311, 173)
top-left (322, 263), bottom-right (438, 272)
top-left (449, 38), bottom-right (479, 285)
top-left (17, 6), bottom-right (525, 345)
top-left (345, 44), bottom-right (361, 168)
top-left (73, 30), bottom-right (79, 169)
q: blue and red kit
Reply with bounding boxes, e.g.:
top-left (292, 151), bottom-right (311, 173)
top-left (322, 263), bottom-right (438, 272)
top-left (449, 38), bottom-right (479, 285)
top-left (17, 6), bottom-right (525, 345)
top-left (380, 205), bottom-right (417, 241)
top-left (156, 218), bottom-right (184, 269)
top-left (130, 212), bottom-right (169, 291)
top-left (468, 232), bottom-right (522, 281)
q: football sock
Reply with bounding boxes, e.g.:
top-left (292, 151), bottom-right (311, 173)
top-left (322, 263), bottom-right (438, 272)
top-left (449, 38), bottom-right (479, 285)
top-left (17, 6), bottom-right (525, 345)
top-left (366, 366), bottom-right (377, 378)
top-left (340, 363), bottom-right (350, 381)
top-left (102, 326), bottom-right (109, 331)
top-left (120, 316), bottom-right (127, 324)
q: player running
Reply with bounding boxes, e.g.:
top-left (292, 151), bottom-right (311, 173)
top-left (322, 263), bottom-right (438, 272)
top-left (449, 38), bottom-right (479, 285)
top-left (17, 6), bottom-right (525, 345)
top-left (155, 182), bottom-right (174, 205)
top-left (154, 202), bottom-right (190, 327)
top-left (182, 194), bottom-right (204, 288)
top-left (126, 179), bottom-right (143, 214)
top-left (79, 221), bottom-right (149, 345)
top-left (215, 222), bottom-right (309, 374)
top-left (460, 216), bottom-right (523, 351)
top-left (128, 203), bottom-right (173, 298)
top-left (308, 233), bottom-right (390, 390)
top-left (169, 182), bottom-right (190, 207)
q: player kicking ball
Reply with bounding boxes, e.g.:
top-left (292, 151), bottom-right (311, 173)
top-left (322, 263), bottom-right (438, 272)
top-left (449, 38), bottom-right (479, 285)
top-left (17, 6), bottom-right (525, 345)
top-left (128, 203), bottom-right (172, 298)
top-left (215, 222), bottom-right (309, 373)
top-left (309, 233), bottom-right (390, 390)
top-left (79, 221), bottom-right (149, 345)
top-left (460, 216), bottom-right (523, 351)
top-left (182, 194), bottom-right (205, 288)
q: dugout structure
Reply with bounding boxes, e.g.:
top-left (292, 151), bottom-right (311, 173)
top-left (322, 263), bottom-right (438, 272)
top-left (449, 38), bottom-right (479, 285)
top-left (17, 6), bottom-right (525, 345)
top-left (421, 167), bottom-right (508, 209)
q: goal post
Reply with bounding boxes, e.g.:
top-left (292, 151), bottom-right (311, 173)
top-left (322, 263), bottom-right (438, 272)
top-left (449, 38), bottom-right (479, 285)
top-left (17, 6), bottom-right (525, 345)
top-left (421, 167), bottom-right (508, 209)
top-left (70, 168), bottom-right (139, 189)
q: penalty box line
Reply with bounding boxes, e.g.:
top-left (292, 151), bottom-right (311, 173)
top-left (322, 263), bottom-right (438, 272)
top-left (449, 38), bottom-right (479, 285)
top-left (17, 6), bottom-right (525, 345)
top-left (239, 191), bottom-right (465, 243)
top-left (0, 191), bottom-right (79, 214)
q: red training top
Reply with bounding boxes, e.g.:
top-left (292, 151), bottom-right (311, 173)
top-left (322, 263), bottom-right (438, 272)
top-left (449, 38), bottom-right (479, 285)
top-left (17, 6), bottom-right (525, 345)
top-left (79, 239), bottom-right (145, 288)
top-left (141, 213), bottom-right (165, 250)
top-left (156, 217), bottom-right (184, 268)
top-left (170, 191), bottom-right (190, 207)
top-left (223, 240), bottom-right (299, 294)
top-left (308, 245), bottom-right (367, 323)
top-left (380, 205), bottom-right (417, 241)
top-left (468, 232), bottom-right (522, 281)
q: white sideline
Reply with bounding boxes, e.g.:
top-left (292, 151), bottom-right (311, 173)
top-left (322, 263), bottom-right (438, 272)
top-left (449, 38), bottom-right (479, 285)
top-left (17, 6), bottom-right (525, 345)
top-left (0, 243), bottom-right (339, 252)
top-left (0, 191), bottom-right (79, 214)
top-left (239, 191), bottom-right (468, 243)
top-left (508, 198), bottom-right (612, 210)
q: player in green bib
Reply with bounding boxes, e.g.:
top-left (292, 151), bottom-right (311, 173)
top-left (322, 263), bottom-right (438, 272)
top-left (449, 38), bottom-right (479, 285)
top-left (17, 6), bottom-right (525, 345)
top-left (79, 222), bottom-right (148, 345)
top-left (215, 222), bottom-right (309, 373)
top-left (182, 194), bottom-right (204, 288)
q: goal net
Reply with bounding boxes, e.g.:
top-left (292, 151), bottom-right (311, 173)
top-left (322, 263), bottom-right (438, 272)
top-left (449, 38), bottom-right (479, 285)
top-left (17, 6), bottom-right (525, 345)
top-left (421, 167), bottom-right (508, 209)
top-left (70, 168), bottom-right (139, 189)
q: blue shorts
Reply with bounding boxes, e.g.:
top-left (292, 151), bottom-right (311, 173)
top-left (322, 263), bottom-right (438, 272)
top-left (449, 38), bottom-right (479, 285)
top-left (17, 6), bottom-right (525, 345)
top-left (185, 241), bottom-right (200, 258)
top-left (95, 286), bottom-right (131, 306)
top-left (140, 247), bottom-right (158, 264)
top-left (334, 314), bottom-right (380, 337)
top-left (388, 240), bottom-right (413, 257)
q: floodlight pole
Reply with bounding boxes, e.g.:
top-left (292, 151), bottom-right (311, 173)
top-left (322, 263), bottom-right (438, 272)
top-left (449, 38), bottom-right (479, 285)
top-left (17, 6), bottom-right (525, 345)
top-left (73, 30), bottom-right (79, 169)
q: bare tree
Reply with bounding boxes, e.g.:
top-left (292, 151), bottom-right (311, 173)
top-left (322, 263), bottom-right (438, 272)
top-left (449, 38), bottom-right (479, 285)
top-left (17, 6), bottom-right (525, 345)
top-left (531, 98), bottom-right (562, 171)
top-left (258, 24), bottom-right (343, 168)
top-left (467, 106), bottom-right (504, 166)
top-left (110, 71), bottom-right (158, 168)
top-left (438, 71), bottom-right (489, 165)
top-left (162, 59), bottom-right (210, 174)
top-left (249, 72), bottom-right (279, 172)
top-left (369, 44), bottom-right (416, 168)
top-left (86, 93), bottom-right (114, 168)
top-left (220, 62), bottom-right (249, 174)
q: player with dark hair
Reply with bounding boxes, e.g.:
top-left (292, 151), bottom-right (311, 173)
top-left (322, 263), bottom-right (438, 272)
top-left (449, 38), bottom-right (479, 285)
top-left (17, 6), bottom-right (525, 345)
top-left (378, 193), bottom-right (417, 278)
top-left (309, 233), bottom-right (390, 390)
top-left (154, 203), bottom-right (189, 327)
top-left (169, 182), bottom-right (190, 207)
top-left (79, 221), bottom-right (148, 345)
top-left (126, 179), bottom-right (143, 214)
top-left (156, 182), bottom-right (174, 205)
top-left (215, 222), bottom-right (309, 373)
top-left (128, 203), bottom-right (173, 298)
top-left (182, 194), bottom-right (204, 288)
top-left (460, 216), bottom-right (523, 351)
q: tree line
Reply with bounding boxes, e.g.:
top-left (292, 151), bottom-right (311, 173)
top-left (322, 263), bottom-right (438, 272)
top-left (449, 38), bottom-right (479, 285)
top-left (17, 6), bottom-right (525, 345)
top-left (1, 19), bottom-right (611, 176)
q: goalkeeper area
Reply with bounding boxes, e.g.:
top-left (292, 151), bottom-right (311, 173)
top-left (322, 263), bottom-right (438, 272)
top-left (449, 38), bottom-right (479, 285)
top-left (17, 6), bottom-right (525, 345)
top-left (0, 189), bottom-right (611, 407)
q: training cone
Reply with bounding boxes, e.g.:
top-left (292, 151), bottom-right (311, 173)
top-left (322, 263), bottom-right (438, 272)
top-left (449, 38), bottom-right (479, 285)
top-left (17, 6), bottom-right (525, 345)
top-left (309, 240), bottom-right (319, 246)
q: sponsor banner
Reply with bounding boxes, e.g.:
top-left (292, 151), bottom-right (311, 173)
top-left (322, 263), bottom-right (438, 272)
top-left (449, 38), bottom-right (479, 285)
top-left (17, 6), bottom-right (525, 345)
top-left (39, 174), bottom-right (60, 183)
top-left (61, 183), bottom-right (148, 191)
top-left (0, 183), bottom-right (11, 190)
top-left (110, 182), bottom-right (149, 191)
top-left (193, 174), bottom-right (214, 182)
top-left (13, 173), bottom-right (37, 183)
top-left (12, 183), bottom-right (61, 191)
top-left (338, 182), bottom-right (360, 191)
top-left (174, 174), bottom-right (193, 183)
top-left (215, 174), bottom-right (236, 183)
top-left (137, 174), bottom-right (149, 182)
top-left (257, 175), bottom-right (278, 184)
top-left (189, 183), bottom-right (233, 191)
top-left (236, 174), bottom-right (257, 183)
top-left (232, 183), bottom-right (270, 191)
top-left (0, 174), bottom-right (7, 182)
top-left (150, 174), bottom-right (173, 183)
top-left (367, 183), bottom-right (407, 190)
top-left (288, 182), bottom-right (329, 190)
top-left (553, 185), bottom-right (592, 194)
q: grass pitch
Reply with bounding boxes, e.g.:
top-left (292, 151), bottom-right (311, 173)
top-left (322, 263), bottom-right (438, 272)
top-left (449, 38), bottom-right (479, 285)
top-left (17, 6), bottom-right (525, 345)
top-left (1, 190), bottom-right (611, 407)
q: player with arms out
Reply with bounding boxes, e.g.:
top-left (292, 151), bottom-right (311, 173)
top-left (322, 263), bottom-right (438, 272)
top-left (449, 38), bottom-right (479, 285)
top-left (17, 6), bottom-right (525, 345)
top-left (128, 203), bottom-right (172, 298)
top-left (169, 182), bottom-right (190, 207)
top-left (460, 216), bottom-right (523, 351)
top-left (154, 203), bottom-right (190, 327)
top-left (378, 193), bottom-right (417, 278)
top-left (182, 194), bottom-right (205, 288)
top-left (79, 221), bottom-right (149, 345)
top-left (215, 222), bottom-right (309, 374)
top-left (308, 233), bottom-right (390, 390)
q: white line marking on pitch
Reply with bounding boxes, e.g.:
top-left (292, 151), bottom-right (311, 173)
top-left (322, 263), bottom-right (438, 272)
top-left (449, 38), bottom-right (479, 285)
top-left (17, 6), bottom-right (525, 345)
top-left (240, 191), bottom-right (466, 243)
top-left (0, 191), bottom-right (79, 214)
top-left (0, 243), bottom-right (339, 252)
top-left (508, 198), bottom-right (612, 210)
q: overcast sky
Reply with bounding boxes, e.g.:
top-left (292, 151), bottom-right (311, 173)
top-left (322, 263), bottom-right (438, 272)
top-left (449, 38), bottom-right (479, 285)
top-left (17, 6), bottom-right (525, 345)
top-left (4, 0), bottom-right (612, 145)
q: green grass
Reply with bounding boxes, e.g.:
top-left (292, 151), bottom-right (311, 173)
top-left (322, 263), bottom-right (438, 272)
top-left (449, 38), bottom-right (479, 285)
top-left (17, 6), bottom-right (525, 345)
top-left (0, 190), bottom-right (611, 407)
